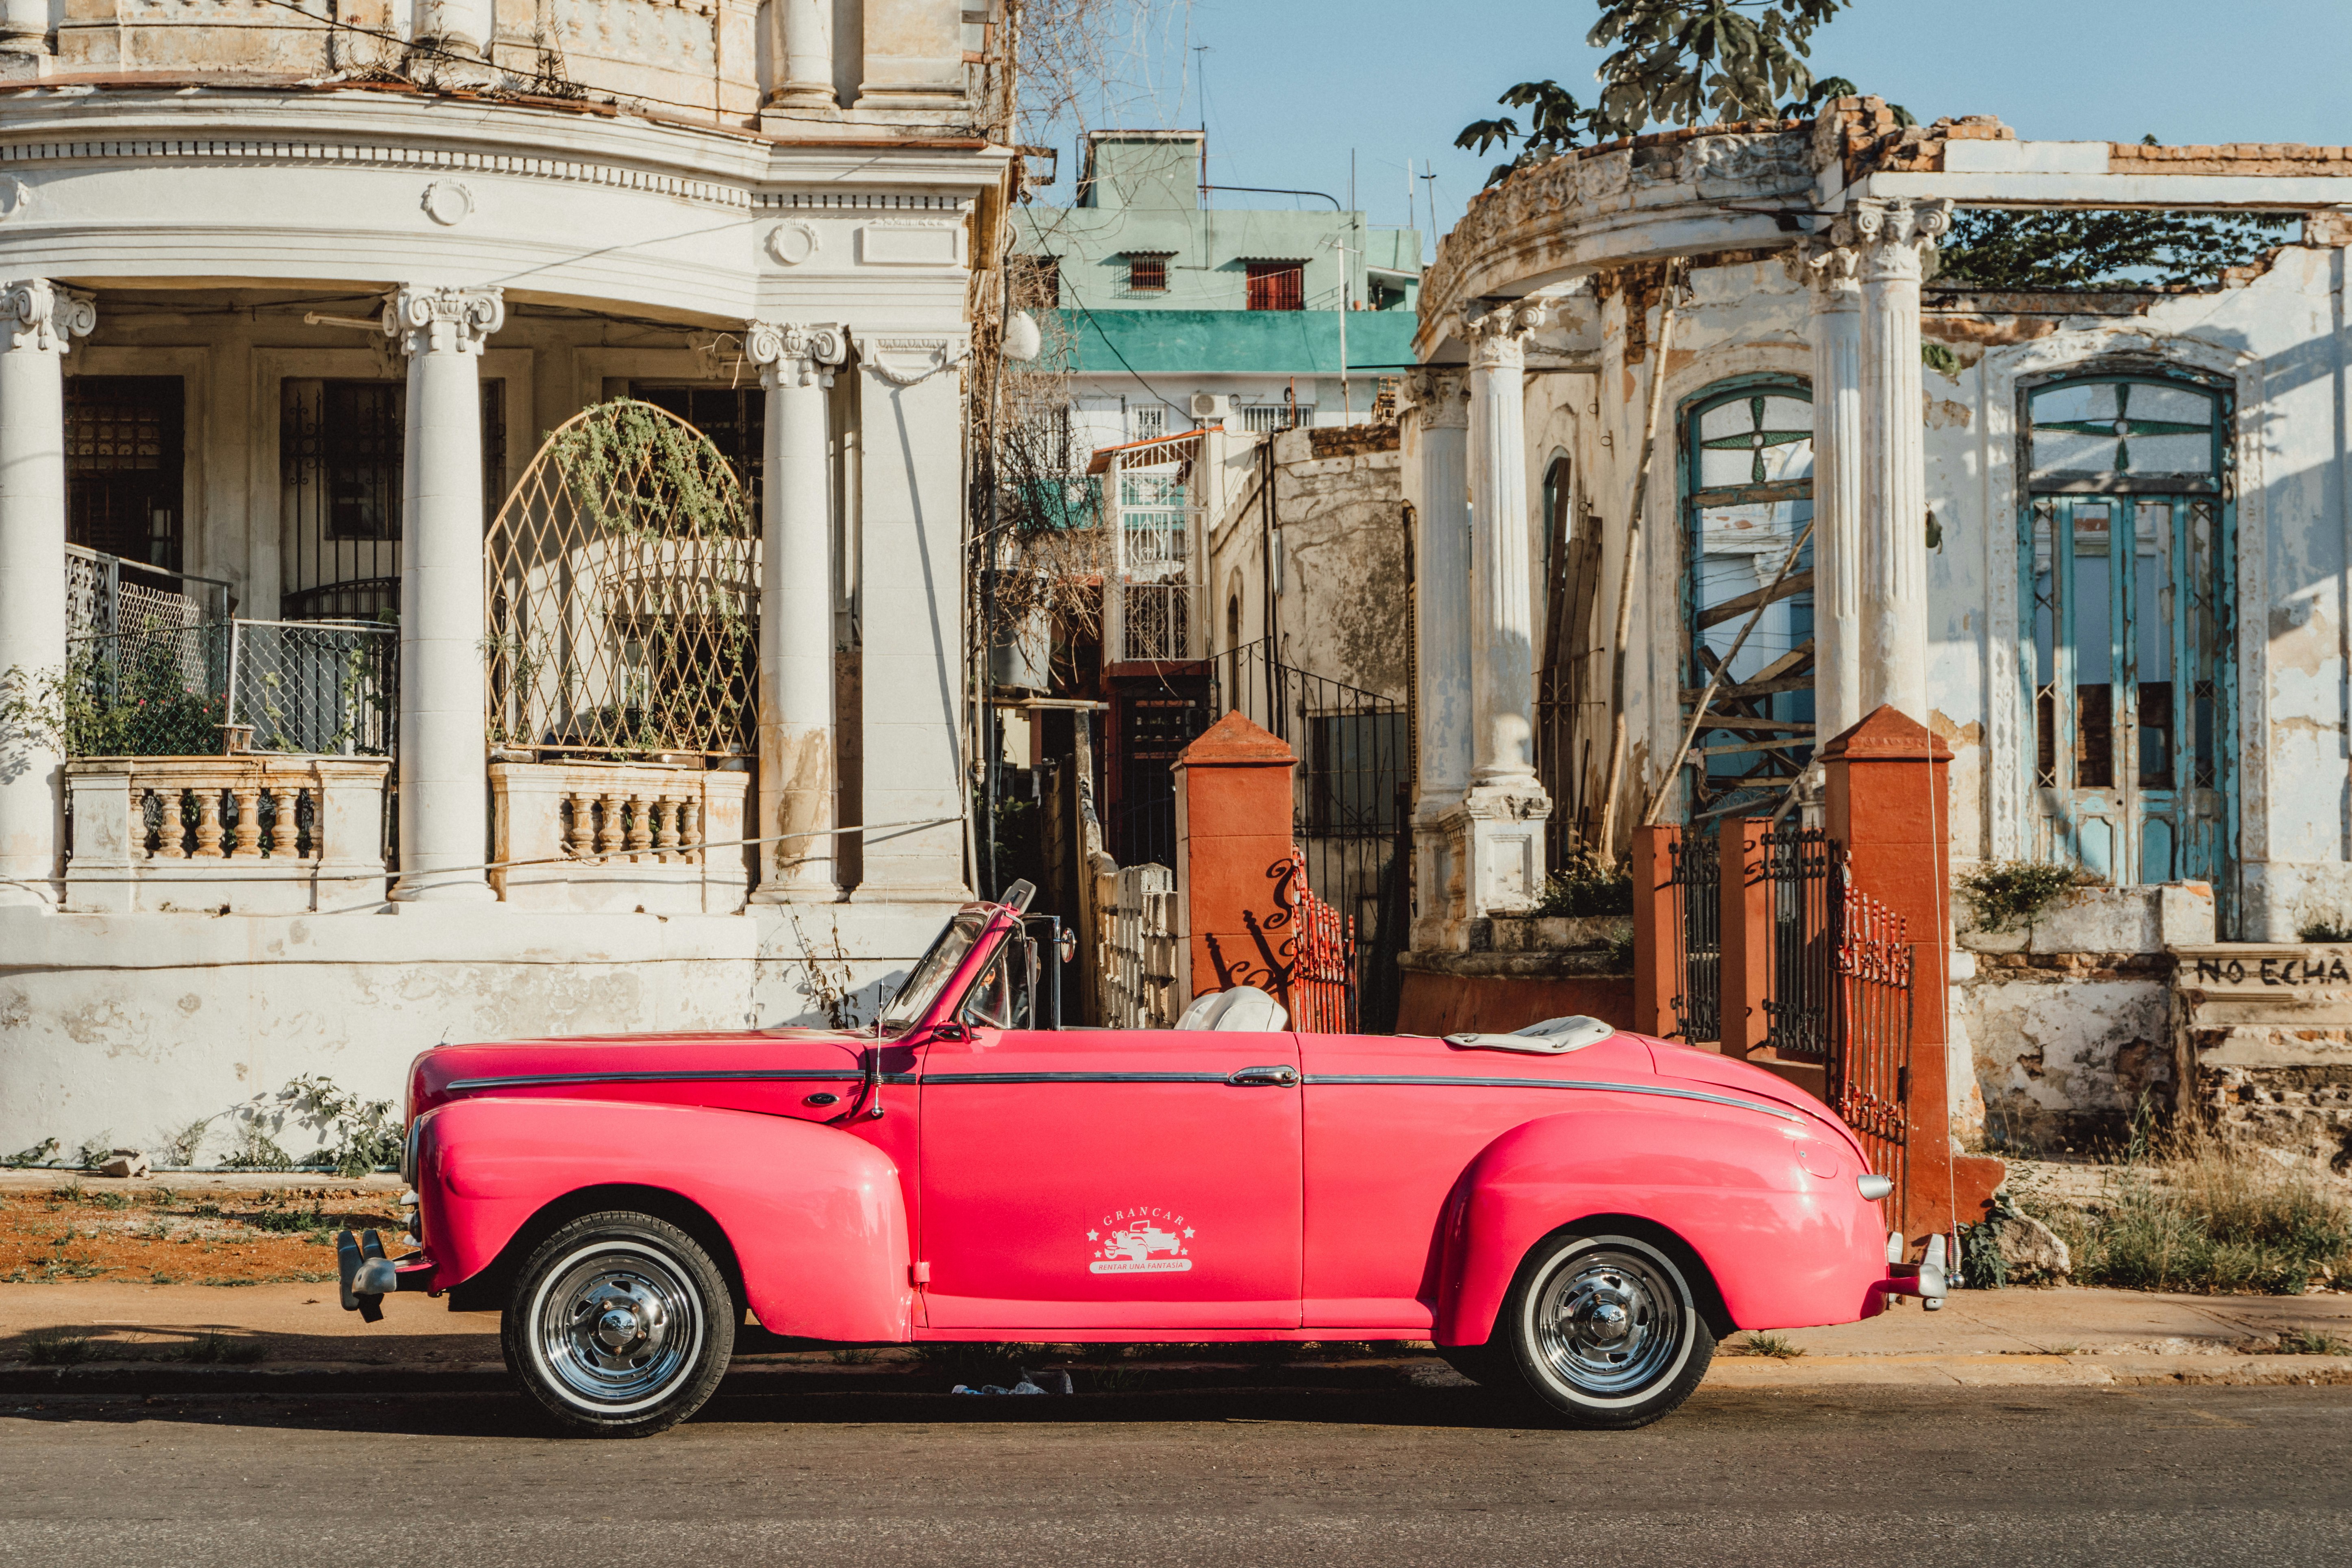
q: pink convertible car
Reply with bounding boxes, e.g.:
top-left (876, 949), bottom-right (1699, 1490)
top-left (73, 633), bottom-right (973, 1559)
top-left (341, 881), bottom-right (1940, 1436)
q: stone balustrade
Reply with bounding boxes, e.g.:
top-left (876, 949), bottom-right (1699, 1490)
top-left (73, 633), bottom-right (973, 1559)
top-left (490, 760), bottom-right (749, 914)
top-left (63, 757), bottom-right (392, 913)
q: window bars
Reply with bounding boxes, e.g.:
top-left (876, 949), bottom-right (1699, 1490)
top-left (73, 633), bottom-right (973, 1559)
top-left (483, 400), bottom-right (759, 760)
top-left (1281, 844), bottom-right (1358, 1034)
top-left (1666, 829), bottom-right (1721, 1043)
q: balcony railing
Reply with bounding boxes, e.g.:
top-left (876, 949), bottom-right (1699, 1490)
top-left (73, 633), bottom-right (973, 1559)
top-left (63, 757), bottom-right (392, 913)
top-left (489, 760), bottom-right (749, 914)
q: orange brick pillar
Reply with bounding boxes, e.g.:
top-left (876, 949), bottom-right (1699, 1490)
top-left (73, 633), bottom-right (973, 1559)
top-left (1630, 824), bottom-right (1680, 1036)
top-left (1822, 705), bottom-right (2003, 1243)
top-left (1718, 816), bottom-right (1771, 1060)
top-left (1172, 711), bottom-right (1299, 1011)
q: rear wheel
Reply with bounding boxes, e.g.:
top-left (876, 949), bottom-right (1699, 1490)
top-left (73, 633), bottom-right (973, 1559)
top-left (1499, 1231), bottom-right (1713, 1430)
top-left (501, 1211), bottom-right (734, 1438)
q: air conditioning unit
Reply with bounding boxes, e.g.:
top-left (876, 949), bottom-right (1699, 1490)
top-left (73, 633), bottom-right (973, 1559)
top-left (1189, 392), bottom-right (1230, 422)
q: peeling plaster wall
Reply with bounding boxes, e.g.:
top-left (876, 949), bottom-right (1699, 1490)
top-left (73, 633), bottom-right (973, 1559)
top-left (1957, 957), bottom-right (2174, 1153)
top-left (0, 903), bottom-right (949, 1161)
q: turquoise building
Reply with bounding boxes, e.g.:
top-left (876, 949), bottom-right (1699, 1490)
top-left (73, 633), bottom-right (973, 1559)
top-left (1012, 129), bottom-right (1421, 441)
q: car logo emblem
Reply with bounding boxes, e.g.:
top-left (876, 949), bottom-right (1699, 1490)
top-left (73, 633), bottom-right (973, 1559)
top-left (1087, 1206), bottom-right (1196, 1274)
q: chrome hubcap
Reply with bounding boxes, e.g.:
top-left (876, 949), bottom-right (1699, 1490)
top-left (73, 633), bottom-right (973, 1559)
top-left (1532, 1246), bottom-right (1684, 1398)
top-left (533, 1246), bottom-right (703, 1412)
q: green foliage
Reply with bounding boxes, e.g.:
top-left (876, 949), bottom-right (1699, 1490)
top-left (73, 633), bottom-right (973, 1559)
top-left (235, 1074), bottom-right (402, 1176)
top-left (2279, 1329), bottom-right (2351, 1356)
top-left (1937, 208), bottom-right (2296, 292)
top-left (1456, 79), bottom-right (1595, 188)
top-left (1960, 1190), bottom-right (2016, 1289)
top-left (1920, 341), bottom-right (1962, 379)
top-left (1957, 860), bottom-right (2086, 935)
top-left (165, 1332), bottom-right (267, 1365)
top-left (1586, 0), bottom-right (1847, 138)
top-left (1532, 849), bottom-right (1635, 917)
top-left (546, 398), bottom-right (751, 542)
top-left (4, 1137), bottom-right (59, 1168)
top-left (2043, 1148), bottom-right (2352, 1295)
top-left (2297, 916), bottom-right (2352, 943)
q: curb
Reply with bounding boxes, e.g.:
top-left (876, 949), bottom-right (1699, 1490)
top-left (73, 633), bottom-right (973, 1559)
top-left (7, 1353), bottom-right (2350, 1399)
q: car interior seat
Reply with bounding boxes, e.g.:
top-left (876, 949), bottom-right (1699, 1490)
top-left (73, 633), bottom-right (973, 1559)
top-left (1171, 985), bottom-right (1291, 1032)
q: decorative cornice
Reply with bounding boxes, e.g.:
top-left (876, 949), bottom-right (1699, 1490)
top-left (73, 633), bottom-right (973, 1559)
top-left (856, 334), bottom-right (964, 387)
top-left (382, 284), bottom-right (503, 356)
top-left (0, 137), bottom-right (978, 215)
top-left (745, 320), bottom-right (846, 389)
top-left (1, 277), bottom-right (93, 353)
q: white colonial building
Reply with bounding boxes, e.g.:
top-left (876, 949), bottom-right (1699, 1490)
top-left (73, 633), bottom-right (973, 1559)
top-left (0, 1), bottom-right (1011, 1157)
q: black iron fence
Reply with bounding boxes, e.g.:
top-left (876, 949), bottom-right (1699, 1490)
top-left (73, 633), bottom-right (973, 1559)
top-left (1666, 829), bottom-right (1720, 1042)
top-left (1209, 638), bottom-right (1410, 1033)
top-left (1761, 826), bottom-right (1841, 1061)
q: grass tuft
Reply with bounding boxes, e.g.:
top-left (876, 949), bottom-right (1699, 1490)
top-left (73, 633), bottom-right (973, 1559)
top-left (23, 1328), bottom-right (94, 1366)
top-left (2277, 1329), bottom-right (2352, 1357)
top-left (1738, 1332), bottom-right (1806, 1359)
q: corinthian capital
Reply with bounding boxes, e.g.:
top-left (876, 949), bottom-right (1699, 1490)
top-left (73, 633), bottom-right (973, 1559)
top-left (0, 279), bottom-right (95, 355)
top-left (1795, 235), bottom-right (1865, 302)
top-left (382, 285), bottom-right (504, 356)
top-left (1402, 368), bottom-right (1470, 431)
top-left (1839, 197), bottom-right (1954, 283)
top-left (1460, 298), bottom-right (1550, 370)
top-left (746, 320), bottom-right (847, 389)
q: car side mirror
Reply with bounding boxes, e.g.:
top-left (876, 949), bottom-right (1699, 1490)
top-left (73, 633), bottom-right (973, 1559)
top-left (929, 1022), bottom-right (972, 1043)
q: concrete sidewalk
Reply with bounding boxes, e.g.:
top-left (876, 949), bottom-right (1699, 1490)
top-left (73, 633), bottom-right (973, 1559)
top-left (1, 1279), bottom-right (2346, 1394)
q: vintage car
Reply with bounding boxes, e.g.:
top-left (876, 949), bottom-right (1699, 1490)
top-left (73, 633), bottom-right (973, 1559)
top-left (341, 881), bottom-right (1942, 1437)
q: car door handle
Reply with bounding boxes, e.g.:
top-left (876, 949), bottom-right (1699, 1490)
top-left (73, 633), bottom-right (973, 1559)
top-left (1225, 1064), bottom-right (1299, 1087)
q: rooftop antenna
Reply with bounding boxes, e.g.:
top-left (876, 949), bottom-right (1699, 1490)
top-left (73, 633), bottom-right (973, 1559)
top-left (1194, 44), bottom-right (1210, 203)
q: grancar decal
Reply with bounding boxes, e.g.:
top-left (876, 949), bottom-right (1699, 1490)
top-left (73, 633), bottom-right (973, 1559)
top-left (1087, 1205), bottom-right (1196, 1274)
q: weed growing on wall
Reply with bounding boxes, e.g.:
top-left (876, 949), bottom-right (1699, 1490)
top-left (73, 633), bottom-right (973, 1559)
top-left (1956, 861), bottom-right (2087, 935)
top-left (1533, 848), bottom-right (1635, 918)
top-left (2297, 916), bottom-right (2352, 943)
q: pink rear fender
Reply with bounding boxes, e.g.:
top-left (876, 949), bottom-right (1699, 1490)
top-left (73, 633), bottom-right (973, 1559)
top-left (1436, 1103), bottom-right (1891, 1347)
top-left (414, 1096), bottom-right (913, 1342)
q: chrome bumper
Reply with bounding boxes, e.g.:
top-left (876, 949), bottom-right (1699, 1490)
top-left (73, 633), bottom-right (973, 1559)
top-left (335, 1229), bottom-right (436, 1322)
top-left (1871, 1231), bottom-right (1949, 1311)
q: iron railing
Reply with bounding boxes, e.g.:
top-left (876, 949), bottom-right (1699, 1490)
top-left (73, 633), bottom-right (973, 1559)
top-left (1209, 638), bottom-right (1409, 1033)
top-left (63, 617), bottom-right (395, 759)
top-left (1834, 884), bottom-right (1912, 1223)
top-left (1280, 844), bottom-right (1357, 1033)
top-left (1761, 826), bottom-right (1841, 1061)
top-left (1666, 829), bottom-right (1720, 1042)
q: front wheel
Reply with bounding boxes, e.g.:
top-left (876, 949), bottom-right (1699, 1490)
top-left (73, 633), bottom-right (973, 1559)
top-left (502, 1211), bottom-right (735, 1438)
top-left (1499, 1231), bottom-right (1714, 1430)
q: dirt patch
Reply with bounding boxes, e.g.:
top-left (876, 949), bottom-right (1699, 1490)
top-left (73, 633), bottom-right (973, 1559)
top-left (0, 1182), bottom-right (400, 1287)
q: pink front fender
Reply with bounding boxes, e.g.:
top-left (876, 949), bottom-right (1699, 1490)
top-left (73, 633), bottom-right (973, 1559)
top-left (415, 1097), bottom-right (913, 1342)
top-left (1435, 1104), bottom-right (1889, 1346)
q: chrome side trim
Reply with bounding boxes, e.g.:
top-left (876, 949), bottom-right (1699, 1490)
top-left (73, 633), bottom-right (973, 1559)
top-left (919, 1070), bottom-right (1234, 1086)
top-left (444, 1068), bottom-right (912, 1092)
top-left (1301, 1074), bottom-right (1804, 1123)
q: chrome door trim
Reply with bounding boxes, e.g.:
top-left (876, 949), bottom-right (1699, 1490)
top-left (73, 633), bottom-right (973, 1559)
top-left (919, 1070), bottom-right (1235, 1086)
top-left (444, 1068), bottom-right (911, 1092)
top-left (1301, 1074), bottom-right (1803, 1123)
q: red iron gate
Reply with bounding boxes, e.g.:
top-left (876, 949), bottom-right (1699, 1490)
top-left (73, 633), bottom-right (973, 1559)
top-left (1833, 883), bottom-right (1912, 1223)
top-left (1282, 845), bottom-right (1357, 1033)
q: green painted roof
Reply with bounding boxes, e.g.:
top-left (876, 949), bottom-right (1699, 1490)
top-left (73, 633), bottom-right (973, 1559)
top-left (1053, 309), bottom-right (1420, 376)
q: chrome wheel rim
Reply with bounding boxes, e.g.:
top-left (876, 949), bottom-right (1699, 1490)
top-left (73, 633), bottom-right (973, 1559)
top-left (531, 1244), bottom-right (704, 1414)
top-left (1529, 1245), bottom-right (1685, 1400)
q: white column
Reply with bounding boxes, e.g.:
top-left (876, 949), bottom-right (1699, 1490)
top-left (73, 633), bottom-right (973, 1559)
top-left (1406, 370), bottom-right (1472, 804)
top-left (1457, 300), bottom-right (1550, 926)
top-left (747, 320), bottom-right (846, 901)
top-left (0, 280), bottom-right (92, 907)
top-left (0, 0), bottom-right (49, 75)
top-left (775, 0), bottom-right (836, 107)
top-left (385, 284), bottom-right (502, 903)
top-left (1804, 235), bottom-right (1866, 740)
top-left (1854, 197), bottom-right (1951, 725)
top-left (853, 336), bottom-right (970, 901)
top-left (413, 0), bottom-right (490, 55)
top-left (1464, 299), bottom-right (1547, 789)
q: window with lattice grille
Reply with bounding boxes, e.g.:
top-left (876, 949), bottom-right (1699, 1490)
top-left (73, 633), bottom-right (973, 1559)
top-left (1245, 261), bottom-right (1305, 311)
top-left (1123, 252), bottom-right (1170, 294)
top-left (67, 376), bottom-right (183, 572)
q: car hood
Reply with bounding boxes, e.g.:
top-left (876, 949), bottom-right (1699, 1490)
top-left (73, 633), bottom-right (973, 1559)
top-left (408, 1025), bottom-right (883, 1119)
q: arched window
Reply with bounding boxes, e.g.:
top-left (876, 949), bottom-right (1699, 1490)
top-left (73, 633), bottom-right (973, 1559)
top-left (1678, 378), bottom-right (1815, 820)
top-left (2022, 372), bottom-right (2233, 887)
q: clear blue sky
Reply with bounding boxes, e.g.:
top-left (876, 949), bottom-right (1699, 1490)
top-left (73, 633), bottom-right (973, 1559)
top-left (1031, 0), bottom-right (2352, 258)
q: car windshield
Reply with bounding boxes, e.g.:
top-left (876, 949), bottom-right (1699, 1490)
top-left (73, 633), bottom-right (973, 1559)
top-left (877, 911), bottom-right (991, 1032)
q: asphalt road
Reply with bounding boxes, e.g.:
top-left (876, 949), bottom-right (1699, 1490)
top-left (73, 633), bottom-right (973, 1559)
top-left (2, 1383), bottom-right (2347, 1566)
